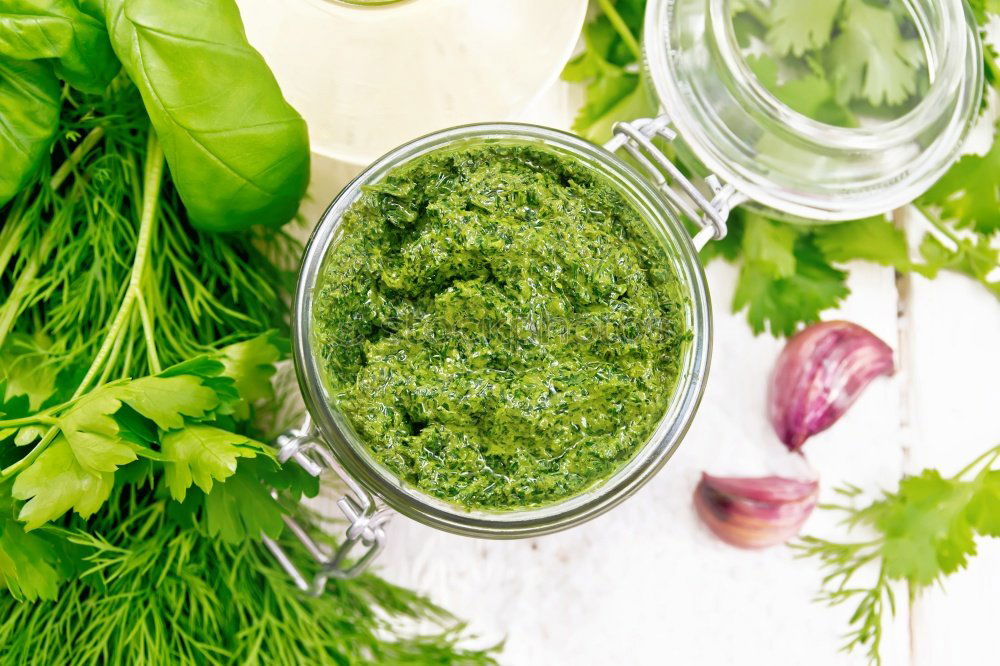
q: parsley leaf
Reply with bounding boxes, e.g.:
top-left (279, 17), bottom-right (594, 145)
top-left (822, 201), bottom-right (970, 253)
top-left (12, 436), bottom-right (114, 530)
top-left (162, 425), bottom-right (264, 501)
top-left (6, 367), bottom-right (242, 527)
top-left (56, 390), bottom-right (137, 474)
top-left (47, 375), bottom-right (220, 476)
top-left (220, 333), bottom-right (283, 418)
top-left (204, 460), bottom-right (285, 543)
top-left (0, 516), bottom-right (61, 601)
top-left (115, 375), bottom-right (219, 430)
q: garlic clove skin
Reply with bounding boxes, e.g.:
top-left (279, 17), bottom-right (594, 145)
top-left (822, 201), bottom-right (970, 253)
top-left (694, 474), bottom-right (819, 549)
top-left (769, 320), bottom-right (894, 451)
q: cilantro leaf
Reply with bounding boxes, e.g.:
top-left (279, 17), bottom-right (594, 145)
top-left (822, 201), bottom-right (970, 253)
top-left (732, 216), bottom-right (849, 336)
top-left (766, 0), bottom-right (842, 56)
top-left (739, 213), bottom-right (797, 278)
top-left (561, 0), bottom-right (657, 142)
top-left (827, 0), bottom-right (920, 107)
top-left (800, 444), bottom-right (1000, 666)
top-left (12, 436), bottom-right (114, 530)
top-left (968, 470), bottom-right (1000, 536)
top-left (872, 471), bottom-right (978, 583)
top-left (771, 71), bottom-right (856, 127)
top-left (918, 234), bottom-right (1000, 299)
top-left (162, 425), bottom-right (264, 501)
top-left (967, 0), bottom-right (1000, 23)
top-left (812, 217), bottom-right (911, 270)
top-left (919, 130), bottom-right (1000, 236)
top-left (746, 55), bottom-right (855, 127)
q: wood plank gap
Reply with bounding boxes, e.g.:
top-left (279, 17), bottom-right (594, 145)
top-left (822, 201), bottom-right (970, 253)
top-left (892, 205), bottom-right (919, 666)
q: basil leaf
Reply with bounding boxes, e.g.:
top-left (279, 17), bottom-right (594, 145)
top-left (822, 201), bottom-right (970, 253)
top-left (0, 0), bottom-right (119, 93)
top-left (95, 0), bottom-right (309, 232)
top-left (0, 57), bottom-right (60, 206)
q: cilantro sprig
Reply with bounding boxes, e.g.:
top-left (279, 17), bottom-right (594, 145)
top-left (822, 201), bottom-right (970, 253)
top-left (564, 0), bottom-right (1000, 336)
top-left (794, 443), bottom-right (1000, 665)
top-left (561, 0), bottom-right (657, 141)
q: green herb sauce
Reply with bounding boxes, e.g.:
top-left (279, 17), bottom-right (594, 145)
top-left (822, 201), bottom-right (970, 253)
top-left (313, 143), bottom-right (689, 510)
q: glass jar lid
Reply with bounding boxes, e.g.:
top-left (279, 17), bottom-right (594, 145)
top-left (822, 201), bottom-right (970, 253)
top-left (644, 0), bottom-right (983, 221)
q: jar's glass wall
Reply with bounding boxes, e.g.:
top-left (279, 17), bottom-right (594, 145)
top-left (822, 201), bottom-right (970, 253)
top-left (293, 124), bottom-right (712, 538)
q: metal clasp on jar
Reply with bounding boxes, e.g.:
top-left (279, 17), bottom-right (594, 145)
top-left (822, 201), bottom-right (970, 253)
top-left (605, 114), bottom-right (745, 249)
top-left (261, 416), bottom-right (393, 594)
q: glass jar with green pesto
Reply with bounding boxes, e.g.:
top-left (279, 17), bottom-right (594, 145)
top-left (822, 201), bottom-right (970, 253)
top-left (266, 0), bottom-right (981, 591)
top-left (311, 136), bottom-right (699, 514)
top-left (293, 125), bottom-right (711, 542)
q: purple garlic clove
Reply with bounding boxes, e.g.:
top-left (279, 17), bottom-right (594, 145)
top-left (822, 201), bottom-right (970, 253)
top-left (694, 474), bottom-right (819, 549)
top-left (769, 320), bottom-right (894, 451)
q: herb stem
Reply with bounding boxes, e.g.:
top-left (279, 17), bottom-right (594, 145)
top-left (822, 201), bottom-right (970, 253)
top-left (73, 131), bottom-right (164, 398)
top-left (0, 415), bottom-right (57, 428)
top-left (912, 203), bottom-right (960, 244)
top-left (0, 223), bottom-right (57, 349)
top-left (50, 127), bottom-right (105, 192)
top-left (0, 130), bottom-right (104, 348)
top-left (954, 443), bottom-right (1000, 479)
top-left (596, 0), bottom-right (642, 61)
top-left (1, 426), bottom-right (58, 479)
top-left (136, 290), bottom-right (161, 373)
top-left (96, 310), bottom-right (131, 387)
top-left (0, 208), bottom-right (28, 278)
top-left (3, 135), bottom-right (165, 481)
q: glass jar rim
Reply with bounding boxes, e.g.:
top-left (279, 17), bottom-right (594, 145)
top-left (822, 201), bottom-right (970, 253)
top-left (292, 123), bottom-right (713, 538)
top-left (644, 0), bottom-right (983, 220)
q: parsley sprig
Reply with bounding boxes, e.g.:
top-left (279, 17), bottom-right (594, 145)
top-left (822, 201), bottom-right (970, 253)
top-left (563, 1), bottom-right (1000, 335)
top-left (794, 443), bottom-right (1000, 665)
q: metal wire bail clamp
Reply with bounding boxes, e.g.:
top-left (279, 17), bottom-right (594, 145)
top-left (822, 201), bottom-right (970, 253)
top-left (604, 114), bottom-right (744, 250)
top-left (262, 416), bottom-right (392, 594)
